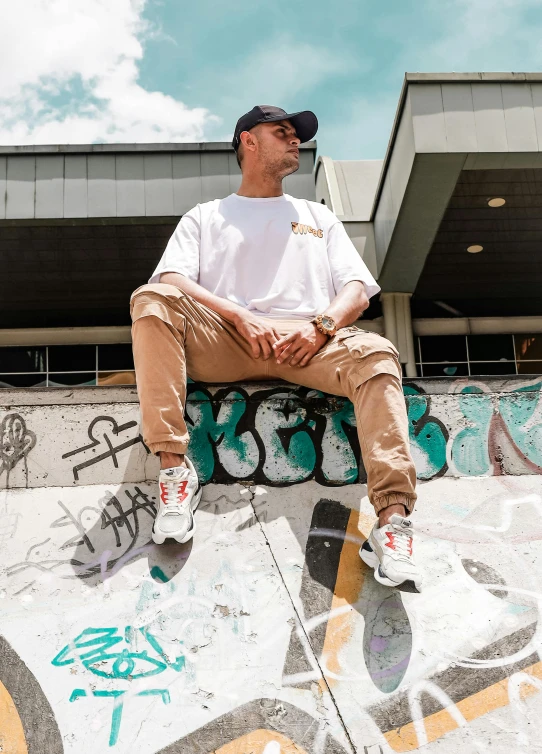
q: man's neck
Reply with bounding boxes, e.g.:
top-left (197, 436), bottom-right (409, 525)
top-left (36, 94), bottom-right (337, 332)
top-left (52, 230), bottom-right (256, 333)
top-left (237, 171), bottom-right (283, 198)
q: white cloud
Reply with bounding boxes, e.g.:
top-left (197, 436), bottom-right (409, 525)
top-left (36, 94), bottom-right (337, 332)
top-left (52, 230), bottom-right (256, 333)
top-left (0, 0), bottom-right (217, 144)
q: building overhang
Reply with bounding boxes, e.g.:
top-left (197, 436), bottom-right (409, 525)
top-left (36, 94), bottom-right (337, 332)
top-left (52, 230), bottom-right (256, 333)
top-left (316, 73), bottom-right (542, 311)
top-left (373, 73), bottom-right (542, 294)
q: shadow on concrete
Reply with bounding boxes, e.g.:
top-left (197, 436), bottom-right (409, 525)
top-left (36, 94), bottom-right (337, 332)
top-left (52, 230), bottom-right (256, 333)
top-left (60, 481), bottom-right (413, 692)
top-left (266, 497), bottom-right (414, 693)
top-left (68, 483), bottom-right (191, 586)
top-left (359, 577), bottom-right (413, 693)
top-left (156, 697), bottom-right (350, 753)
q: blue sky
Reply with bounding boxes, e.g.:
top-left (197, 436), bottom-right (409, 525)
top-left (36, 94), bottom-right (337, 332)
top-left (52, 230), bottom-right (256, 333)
top-left (1, 0), bottom-right (542, 159)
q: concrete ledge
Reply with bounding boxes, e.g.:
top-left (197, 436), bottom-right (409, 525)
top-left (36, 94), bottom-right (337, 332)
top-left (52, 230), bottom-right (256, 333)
top-left (1, 375), bottom-right (541, 406)
top-left (0, 376), bottom-right (541, 489)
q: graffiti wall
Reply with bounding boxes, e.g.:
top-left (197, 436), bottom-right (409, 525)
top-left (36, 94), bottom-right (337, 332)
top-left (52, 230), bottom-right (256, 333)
top-left (1, 377), bottom-right (541, 490)
top-left (1, 475), bottom-right (542, 752)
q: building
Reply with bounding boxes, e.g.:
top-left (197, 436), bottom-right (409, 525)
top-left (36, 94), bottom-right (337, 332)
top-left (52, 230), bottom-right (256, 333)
top-left (1, 74), bottom-right (542, 754)
top-left (1, 72), bottom-right (541, 386)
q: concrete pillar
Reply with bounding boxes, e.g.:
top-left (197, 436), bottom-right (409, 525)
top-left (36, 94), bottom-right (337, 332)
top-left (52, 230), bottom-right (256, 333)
top-left (381, 292), bottom-right (417, 378)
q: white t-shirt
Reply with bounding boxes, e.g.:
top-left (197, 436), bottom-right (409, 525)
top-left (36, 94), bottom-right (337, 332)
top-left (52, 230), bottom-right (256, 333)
top-left (150, 192), bottom-right (380, 319)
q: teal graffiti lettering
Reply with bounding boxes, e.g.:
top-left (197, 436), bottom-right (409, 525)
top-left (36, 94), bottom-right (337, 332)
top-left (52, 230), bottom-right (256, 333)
top-left (52, 626), bottom-right (185, 679)
top-left (404, 387), bottom-right (448, 480)
top-left (321, 398), bottom-right (359, 483)
top-left (499, 384), bottom-right (542, 468)
top-left (256, 395), bottom-right (317, 483)
top-left (452, 387), bottom-right (493, 476)
top-left (149, 565), bottom-right (170, 583)
top-left (69, 688), bottom-right (87, 702)
top-left (186, 389), bottom-right (258, 482)
top-left (69, 688), bottom-right (170, 746)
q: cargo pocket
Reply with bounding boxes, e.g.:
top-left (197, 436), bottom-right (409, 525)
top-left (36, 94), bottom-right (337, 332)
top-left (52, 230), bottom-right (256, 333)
top-left (335, 328), bottom-right (402, 387)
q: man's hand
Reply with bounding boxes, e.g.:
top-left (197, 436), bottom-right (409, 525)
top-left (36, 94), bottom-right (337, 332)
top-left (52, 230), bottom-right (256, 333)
top-left (273, 322), bottom-right (329, 367)
top-left (233, 309), bottom-right (280, 359)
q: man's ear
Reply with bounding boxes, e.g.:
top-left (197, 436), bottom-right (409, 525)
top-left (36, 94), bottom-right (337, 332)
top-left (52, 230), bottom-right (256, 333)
top-left (240, 129), bottom-right (257, 154)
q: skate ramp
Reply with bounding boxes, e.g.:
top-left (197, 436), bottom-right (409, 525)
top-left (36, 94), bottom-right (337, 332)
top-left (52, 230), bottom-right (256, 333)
top-left (0, 377), bottom-right (541, 753)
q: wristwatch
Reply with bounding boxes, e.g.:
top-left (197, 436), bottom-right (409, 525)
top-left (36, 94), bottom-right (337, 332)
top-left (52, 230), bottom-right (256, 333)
top-left (312, 314), bottom-right (337, 337)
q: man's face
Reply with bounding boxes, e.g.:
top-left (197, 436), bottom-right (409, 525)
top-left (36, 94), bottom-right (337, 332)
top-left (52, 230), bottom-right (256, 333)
top-left (248, 119), bottom-right (301, 178)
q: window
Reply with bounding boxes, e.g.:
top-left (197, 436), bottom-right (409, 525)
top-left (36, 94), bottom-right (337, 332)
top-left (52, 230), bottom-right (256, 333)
top-left (97, 344), bottom-right (137, 386)
top-left (0, 347), bottom-right (46, 387)
top-left (0, 344), bottom-right (135, 388)
top-left (415, 334), bottom-right (542, 377)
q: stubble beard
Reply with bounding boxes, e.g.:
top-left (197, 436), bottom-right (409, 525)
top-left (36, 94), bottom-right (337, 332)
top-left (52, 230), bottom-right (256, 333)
top-left (260, 150), bottom-right (299, 183)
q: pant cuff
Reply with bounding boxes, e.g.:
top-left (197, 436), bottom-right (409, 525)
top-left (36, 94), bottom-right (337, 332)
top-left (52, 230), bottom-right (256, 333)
top-left (372, 492), bottom-right (417, 515)
top-left (148, 441), bottom-right (189, 456)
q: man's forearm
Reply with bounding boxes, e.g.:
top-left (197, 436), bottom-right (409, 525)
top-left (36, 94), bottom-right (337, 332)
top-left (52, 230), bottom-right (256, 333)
top-left (272, 280), bottom-right (370, 367)
top-left (159, 272), bottom-right (245, 324)
top-left (159, 273), bottom-right (368, 330)
top-left (324, 280), bottom-right (369, 329)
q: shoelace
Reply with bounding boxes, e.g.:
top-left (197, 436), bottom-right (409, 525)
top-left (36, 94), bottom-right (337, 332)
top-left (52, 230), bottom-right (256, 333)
top-left (160, 479), bottom-right (190, 515)
top-left (388, 526), bottom-right (414, 560)
top-left (163, 504), bottom-right (189, 517)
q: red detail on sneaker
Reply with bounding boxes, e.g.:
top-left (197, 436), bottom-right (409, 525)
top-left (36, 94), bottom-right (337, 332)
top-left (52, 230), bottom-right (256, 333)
top-left (408, 537), bottom-right (413, 556)
top-left (385, 532), bottom-right (396, 550)
top-left (177, 480), bottom-right (188, 503)
top-left (160, 480), bottom-right (189, 505)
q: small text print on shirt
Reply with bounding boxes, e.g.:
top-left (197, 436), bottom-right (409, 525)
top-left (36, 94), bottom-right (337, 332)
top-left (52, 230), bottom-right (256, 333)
top-left (291, 222), bottom-right (324, 238)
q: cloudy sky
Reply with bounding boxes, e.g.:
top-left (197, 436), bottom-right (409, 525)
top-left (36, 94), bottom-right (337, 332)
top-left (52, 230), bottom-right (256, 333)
top-left (1, 0), bottom-right (541, 159)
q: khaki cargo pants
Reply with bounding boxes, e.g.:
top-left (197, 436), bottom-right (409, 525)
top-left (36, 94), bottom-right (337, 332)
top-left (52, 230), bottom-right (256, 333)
top-left (130, 283), bottom-right (417, 514)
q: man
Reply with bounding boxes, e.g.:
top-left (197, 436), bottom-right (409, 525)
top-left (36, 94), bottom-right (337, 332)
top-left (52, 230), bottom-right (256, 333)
top-left (130, 105), bottom-right (422, 590)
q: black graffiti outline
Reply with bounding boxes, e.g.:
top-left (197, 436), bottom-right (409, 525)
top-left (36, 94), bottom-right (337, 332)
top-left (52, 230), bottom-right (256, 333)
top-left (6, 486), bottom-right (156, 580)
top-left (185, 383), bottom-right (363, 487)
top-left (407, 384), bottom-right (450, 479)
top-left (0, 412), bottom-right (36, 487)
top-left (61, 415), bottom-right (150, 481)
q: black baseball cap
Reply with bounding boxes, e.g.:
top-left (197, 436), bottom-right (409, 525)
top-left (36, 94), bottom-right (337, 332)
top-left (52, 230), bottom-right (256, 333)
top-left (232, 105), bottom-right (318, 152)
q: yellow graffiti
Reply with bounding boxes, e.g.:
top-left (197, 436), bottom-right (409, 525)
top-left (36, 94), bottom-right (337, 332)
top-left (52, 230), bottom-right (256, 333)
top-left (0, 679), bottom-right (28, 754)
top-left (319, 509), bottom-right (373, 690)
top-left (384, 660), bottom-right (542, 751)
top-left (214, 729), bottom-right (309, 753)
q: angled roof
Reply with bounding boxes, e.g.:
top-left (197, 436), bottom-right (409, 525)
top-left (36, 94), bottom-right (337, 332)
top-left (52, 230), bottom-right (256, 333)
top-left (318, 73), bottom-right (542, 305)
top-left (315, 158), bottom-right (383, 221)
top-left (0, 142), bottom-right (318, 220)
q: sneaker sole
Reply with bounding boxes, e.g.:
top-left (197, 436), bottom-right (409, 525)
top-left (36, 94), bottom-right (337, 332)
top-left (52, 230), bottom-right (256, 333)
top-left (152, 486), bottom-right (203, 545)
top-left (359, 541), bottom-right (411, 589)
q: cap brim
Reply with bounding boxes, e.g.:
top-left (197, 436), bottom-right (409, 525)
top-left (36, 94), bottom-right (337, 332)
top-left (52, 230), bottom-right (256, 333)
top-left (258, 110), bottom-right (318, 144)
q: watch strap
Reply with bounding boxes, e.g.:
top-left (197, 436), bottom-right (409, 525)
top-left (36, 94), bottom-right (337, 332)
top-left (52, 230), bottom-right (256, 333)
top-left (312, 314), bottom-right (337, 337)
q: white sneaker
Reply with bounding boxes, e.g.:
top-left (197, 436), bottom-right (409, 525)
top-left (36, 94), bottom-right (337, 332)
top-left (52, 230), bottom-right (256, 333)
top-left (152, 457), bottom-right (202, 545)
top-left (359, 514), bottom-right (423, 590)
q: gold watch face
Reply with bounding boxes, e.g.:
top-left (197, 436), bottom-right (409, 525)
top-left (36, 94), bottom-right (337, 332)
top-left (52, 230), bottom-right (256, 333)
top-left (321, 316), bottom-right (334, 331)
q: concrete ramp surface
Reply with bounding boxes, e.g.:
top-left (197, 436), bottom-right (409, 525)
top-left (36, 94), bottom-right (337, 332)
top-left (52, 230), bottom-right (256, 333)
top-left (0, 377), bottom-right (541, 753)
